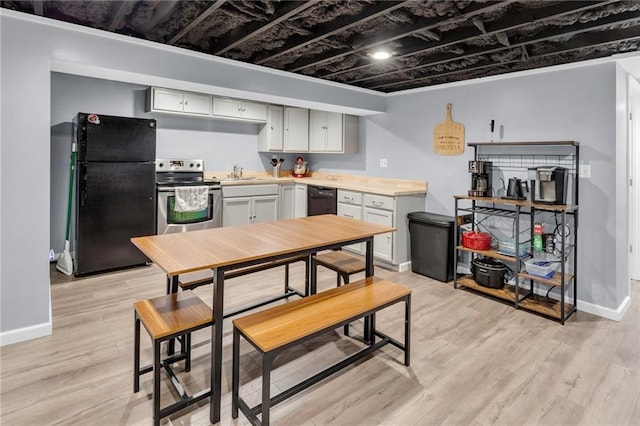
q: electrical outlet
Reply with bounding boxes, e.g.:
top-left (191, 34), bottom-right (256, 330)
top-left (379, 158), bottom-right (388, 168)
top-left (579, 164), bottom-right (591, 178)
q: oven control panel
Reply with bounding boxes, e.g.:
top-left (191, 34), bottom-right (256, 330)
top-left (156, 159), bottom-right (204, 172)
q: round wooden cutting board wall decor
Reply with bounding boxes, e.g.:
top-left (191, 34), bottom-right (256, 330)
top-left (433, 103), bottom-right (465, 155)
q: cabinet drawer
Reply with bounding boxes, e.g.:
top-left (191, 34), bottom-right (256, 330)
top-left (363, 193), bottom-right (394, 210)
top-left (337, 202), bottom-right (362, 220)
top-left (337, 190), bottom-right (362, 205)
top-left (222, 184), bottom-right (278, 198)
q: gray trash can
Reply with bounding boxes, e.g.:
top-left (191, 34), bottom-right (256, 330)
top-left (408, 212), bottom-right (456, 282)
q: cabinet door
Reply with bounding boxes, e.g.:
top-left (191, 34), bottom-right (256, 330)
top-left (294, 184), bottom-right (307, 218)
top-left (241, 101), bottom-right (267, 121)
top-left (153, 88), bottom-right (184, 112)
top-left (338, 202), bottom-right (364, 255)
top-left (364, 207), bottom-right (393, 262)
top-left (212, 97), bottom-right (242, 118)
top-left (183, 92), bottom-right (211, 115)
top-left (222, 197), bottom-right (252, 226)
top-left (279, 184), bottom-right (295, 220)
top-left (258, 105), bottom-right (284, 151)
top-left (325, 112), bottom-right (344, 152)
top-left (253, 195), bottom-right (278, 223)
top-left (309, 110), bottom-right (327, 151)
top-left (284, 107), bottom-right (309, 152)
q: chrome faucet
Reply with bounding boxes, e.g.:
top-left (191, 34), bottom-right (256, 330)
top-left (233, 164), bottom-right (243, 178)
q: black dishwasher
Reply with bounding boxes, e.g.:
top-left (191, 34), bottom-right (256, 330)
top-left (307, 185), bottom-right (337, 216)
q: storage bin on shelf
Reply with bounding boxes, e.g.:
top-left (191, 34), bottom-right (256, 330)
top-left (524, 258), bottom-right (559, 278)
top-left (498, 238), bottom-right (529, 257)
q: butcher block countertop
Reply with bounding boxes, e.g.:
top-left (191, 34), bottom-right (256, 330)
top-left (205, 171), bottom-right (427, 196)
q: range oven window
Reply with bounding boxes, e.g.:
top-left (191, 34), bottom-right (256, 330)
top-left (166, 194), bottom-right (213, 224)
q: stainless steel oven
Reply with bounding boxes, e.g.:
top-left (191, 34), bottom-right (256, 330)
top-left (156, 159), bottom-right (221, 234)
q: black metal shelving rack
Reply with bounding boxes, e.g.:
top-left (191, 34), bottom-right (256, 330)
top-left (453, 141), bottom-right (579, 324)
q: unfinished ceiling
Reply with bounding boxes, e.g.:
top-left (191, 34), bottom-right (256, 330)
top-left (3, 0), bottom-right (639, 93)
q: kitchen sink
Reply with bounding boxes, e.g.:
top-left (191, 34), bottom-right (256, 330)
top-left (220, 176), bottom-right (263, 182)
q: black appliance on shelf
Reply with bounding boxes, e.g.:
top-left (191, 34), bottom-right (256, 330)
top-left (73, 113), bottom-right (157, 276)
top-left (307, 185), bottom-right (337, 216)
top-left (534, 166), bottom-right (568, 205)
top-left (471, 257), bottom-right (507, 289)
top-left (468, 160), bottom-right (491, 197)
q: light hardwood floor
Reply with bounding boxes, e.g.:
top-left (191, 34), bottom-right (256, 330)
top-left (1, 262), bottom-right (639, 425)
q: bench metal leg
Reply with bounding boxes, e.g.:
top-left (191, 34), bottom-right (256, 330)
top-left (153, 339), bottom-right (162, 426)
top-left (262, 353), bottom-right (275, 426)
top-left (342, 274), bottom-right (350, 336)
top-left (232, 327), bottom-right (240, 419)
top-left (405, 295), bottom-right (411, 366)
top-left (134, 313), bottom-right (141, 393)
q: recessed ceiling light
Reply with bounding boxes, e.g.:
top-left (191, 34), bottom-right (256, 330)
top-left (370, 50), bottom-right (392, 60)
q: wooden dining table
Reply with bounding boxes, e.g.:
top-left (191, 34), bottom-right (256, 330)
top-left (131, 214), bottom-right (395, 424)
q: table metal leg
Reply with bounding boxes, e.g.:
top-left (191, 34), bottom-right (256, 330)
top-left (364, 238), bottom-right (374, 344)
top-left (167, 275), bottom-right (179, 355)
top-left (310, 253), bottom-right (318, 295)
top-left (210, 268), bottom-right (224, 424)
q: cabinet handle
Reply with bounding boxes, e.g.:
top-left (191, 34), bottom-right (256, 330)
top-left (344, 214), bottom-right (353, 218)
top-left (184, 100), bottom-right (188, 105)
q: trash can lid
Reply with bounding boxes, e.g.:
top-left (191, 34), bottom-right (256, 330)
top-left (407, 211), bottom-right (455, 226)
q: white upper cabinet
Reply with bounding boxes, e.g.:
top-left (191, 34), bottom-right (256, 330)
top-left (148, 87), bottom-right (211, 116)
top-left (212, 97), bottom-right (267, 122)
top-left (309, 110), bottom-right (358, 153)
top-left (284, 107), bottom-right (309, 152)
top-left (258, 105), bottom-right (284, 152)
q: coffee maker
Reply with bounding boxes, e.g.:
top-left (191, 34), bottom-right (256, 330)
top-left (534, 166), bottom-right (568, 204)
top-left (468, 161), bottom-right (492, 197)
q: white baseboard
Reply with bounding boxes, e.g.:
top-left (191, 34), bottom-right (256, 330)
top-left (526, 286), bottom-right (630, 322)
top-left (0, 321), bottom-right (52, 347)
top-left (397, 261), bottom-right (412, 272)
top-left (578, 295), bottom-right (631, 321)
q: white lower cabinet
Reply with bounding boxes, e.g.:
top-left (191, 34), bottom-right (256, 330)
top-left (338, 190), bottom-right (426, 269)
top-left (294, 184), bottom-right (307, 218)
top-left (279, 183), bottom-right (295, 220)
top-left (338, 189), bottom-right (364, 254)
top-left (222, 184), bottom-right (278, 226)
top-left (363, 206), bottom-right (394, 262)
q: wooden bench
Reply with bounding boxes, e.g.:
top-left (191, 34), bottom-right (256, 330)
top-left (134, 292), bottom-right (213, 426)
top-left (231, 276), bottom-right (411, 426)
top-left (313, 250), bottom-right (365, 287)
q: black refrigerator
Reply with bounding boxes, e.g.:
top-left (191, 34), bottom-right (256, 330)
top-left (73, 113), bottom-right (157, 276)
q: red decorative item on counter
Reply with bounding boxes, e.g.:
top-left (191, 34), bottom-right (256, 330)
top-left (462, 231), bottom-right (492, 250)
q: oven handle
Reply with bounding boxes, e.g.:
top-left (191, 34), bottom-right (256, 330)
top-left (157, 186), bottom-right (221, 192)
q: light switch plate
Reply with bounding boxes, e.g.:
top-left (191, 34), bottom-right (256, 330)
top-left (579, 164), bottom-right (591, 178)
top-left (379, 158), bottom-right (388, 168)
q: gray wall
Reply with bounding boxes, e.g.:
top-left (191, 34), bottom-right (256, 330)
top-left (0, 9), bottom-right (631, 343)
top-left (318, 64), bottom-right (627, 311)
top-left (0, 10), bottom-right (385, 342)
top-left (50, 73), bottom-right (298, 254)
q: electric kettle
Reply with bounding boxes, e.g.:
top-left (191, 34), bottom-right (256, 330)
top-left (505, 177), bottom-right (528, 200)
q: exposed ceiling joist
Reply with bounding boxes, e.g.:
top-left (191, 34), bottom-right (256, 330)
top-left (255, 0), bottom-right (412, 66)
top-left (2, 0), bottom-right (637, 93)
top-left (214, 1), bottom-right (316, 55)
